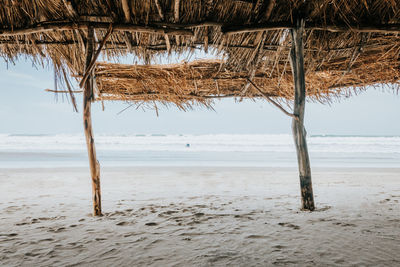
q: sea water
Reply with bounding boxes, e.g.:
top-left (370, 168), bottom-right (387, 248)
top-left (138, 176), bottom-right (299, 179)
top-left (0, 134), bottom-right (399, 168)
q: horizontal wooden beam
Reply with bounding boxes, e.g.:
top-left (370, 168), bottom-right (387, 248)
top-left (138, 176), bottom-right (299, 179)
top-left (152, 21), bottom-right (223, 28)
top-left (1, 38), bottom-right (388, 54)
top-left (45, 89), bottom-right (83, 93)
top-left (0, 21), bottom-right (193, 37)
top-left (0, 38), bottom-right (280, 50)
top-left (2, 19), bottom-right (400, 41)
top-left (3, 19), bottom-right (400, 38)
top-left (223, 22), bottom-right (400, 34)
top-left (98, 92), bottom-right (279, 100)
top-left (312, 23), bottom-right (400, 34)
top-left (222, 21), bottom-right (294, 34)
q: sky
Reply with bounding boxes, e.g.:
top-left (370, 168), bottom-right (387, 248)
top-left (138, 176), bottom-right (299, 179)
top-left (0, 58), bottom-right (399, 136)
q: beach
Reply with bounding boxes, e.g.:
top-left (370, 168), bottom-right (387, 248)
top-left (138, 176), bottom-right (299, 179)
top-left (2, 1), bottom-right (400, 265)
top-left (1, 167), bottom-right (399, 266)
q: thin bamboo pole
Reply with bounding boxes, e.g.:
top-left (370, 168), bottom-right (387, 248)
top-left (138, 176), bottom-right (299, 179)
top-left (83, 27), bottom-right (102, 216)
top-left (289, 19), bottom-right (315, 211)
top-left (246, 78), bottom-right (299, 120)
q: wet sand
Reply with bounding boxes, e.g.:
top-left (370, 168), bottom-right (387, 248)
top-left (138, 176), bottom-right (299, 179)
top-left (1, 167), bottom-right (399, 266)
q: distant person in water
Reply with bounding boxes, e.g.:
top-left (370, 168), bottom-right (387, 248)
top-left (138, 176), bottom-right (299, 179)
top-left (186, 144), bottom-right (190, 148)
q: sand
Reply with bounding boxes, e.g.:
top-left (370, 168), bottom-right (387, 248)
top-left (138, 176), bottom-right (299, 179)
top-left (0, 167), bottom-right (399, 266)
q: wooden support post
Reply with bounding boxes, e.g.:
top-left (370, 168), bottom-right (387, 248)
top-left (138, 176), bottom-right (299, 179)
top-left (174, 0), bottom-right (181, 46)
top-left (83, 27), bottom-right (102, 216)
top-left (289, 19), bottom-right (315, 211)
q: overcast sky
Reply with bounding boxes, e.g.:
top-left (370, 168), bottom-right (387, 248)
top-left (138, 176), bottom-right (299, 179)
top-left (0, 58), bottom-right (399, 136)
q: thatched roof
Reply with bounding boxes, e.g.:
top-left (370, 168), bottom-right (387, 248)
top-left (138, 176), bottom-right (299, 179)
top-left (1, 0), bottom-right (400, 105)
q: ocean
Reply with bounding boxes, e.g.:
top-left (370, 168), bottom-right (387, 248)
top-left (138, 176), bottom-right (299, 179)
top-left (0, 134), bottom-right (399, 168)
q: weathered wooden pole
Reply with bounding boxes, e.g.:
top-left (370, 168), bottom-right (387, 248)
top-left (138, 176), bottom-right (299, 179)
top-left (83, 26), bottom-right (102, 216)
top-left (289, 19), bottom-right (315, 211)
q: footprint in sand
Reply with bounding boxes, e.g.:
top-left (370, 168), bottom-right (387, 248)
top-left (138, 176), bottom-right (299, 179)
top-left (48, 227), bottom-right (66, 233)
top-left (361, 229), bottom-right (373, 234)
top-left (0, 233), bottom-right (18, 237)
top-left (39, 238), bottom-right (54, 242)
top-left (333, 222), bottom-right (357, 227)
top-left (278, 222), bottom-right (300, 230)
top-left (25, 252), bottom-right (40, 257)
top-left (193, 204), bottom-right (207, 208)
top-left (187, 220), bottom-right (201, 225)
top-left (158, 210), bottom-right (179, 217)
top-left (318, 218), bottom-right (334, 222)
top-left (15, 221), bottom-right (29, 226)
top-left (314, 206), bottom-right (332, 212)
top-left (273, 245), bottom-right (286, 249)
top-left (272, 245), bottom-right (287, 252)
top-left (246, 235), bottom-right (268, 239)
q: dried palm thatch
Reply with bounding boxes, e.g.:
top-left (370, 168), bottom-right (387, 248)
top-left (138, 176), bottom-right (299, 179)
top-left (92, 59), bottom-right (325, 110)
top-left (1, 0), bottom-right (400, 106)
top-left (94, 30), bottom-right (400, 109)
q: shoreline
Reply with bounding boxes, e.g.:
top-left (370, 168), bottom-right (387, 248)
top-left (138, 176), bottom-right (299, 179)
top-left (1, 165), bottom-right (400, 171)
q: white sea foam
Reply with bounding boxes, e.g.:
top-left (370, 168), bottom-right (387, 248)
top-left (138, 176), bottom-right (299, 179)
top-left (0, 134), bottom-right (399, 168)
top-left (0, 133), bottom-right (399, 153)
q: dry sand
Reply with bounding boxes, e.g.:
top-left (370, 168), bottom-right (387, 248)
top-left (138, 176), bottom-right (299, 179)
top-left (0, 167), bottom-right (399, 266)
